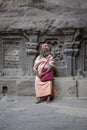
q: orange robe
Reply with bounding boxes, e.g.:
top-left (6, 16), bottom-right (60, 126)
top-left (34, 55), bottom-right (57, 98)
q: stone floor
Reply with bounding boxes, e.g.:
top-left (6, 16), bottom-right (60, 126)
top-left (0, 96), bottom-right (87, 130)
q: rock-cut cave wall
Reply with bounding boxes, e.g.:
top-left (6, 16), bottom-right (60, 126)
top-left (0, 0), bottom-right (87, 78)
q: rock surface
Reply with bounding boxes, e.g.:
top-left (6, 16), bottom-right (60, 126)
top-left (0, 0), bottom-right (87, 32)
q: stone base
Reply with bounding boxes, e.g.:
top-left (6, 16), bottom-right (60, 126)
top-left (0, 77), bottom-right (87, 98)
top-left (54, 77), bottom-right (77, 98)
top-left (78, 78), bottom-right (87, 97)
top-left (16, 78), bottom-right (35, 96)
top-left (0, 79), bottom-right (17, 96)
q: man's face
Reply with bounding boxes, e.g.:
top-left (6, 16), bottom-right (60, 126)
top-left (40, 48), bottom-right (50, 57)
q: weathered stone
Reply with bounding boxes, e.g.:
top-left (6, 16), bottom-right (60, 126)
top-left (16, 78), bottom-right (35, 96)
top-left (54, 78), bottom-right (77, 98)
top-left (0, 0), bottom-right (87, 97)
top-left (0, 79), bottom-right (17, 95)
top-left (0, 0), bottom-right (87, 31)
top-left (78, 79), bottom-right (87, 97)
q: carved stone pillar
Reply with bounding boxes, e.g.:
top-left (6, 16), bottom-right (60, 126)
top-left (0, 39), bottom-right (3, 76)
top-left (64, 41), bottom-right (80, 76)
top-left (25, 42), bottom-right (38, 76)
top-left (64, 42), bottom-right (73, 76)
top-left (63, 29), bottom-right (80, 77)
top-left (72, 41), bottom-right (80, 76)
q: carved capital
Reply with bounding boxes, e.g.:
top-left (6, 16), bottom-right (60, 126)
top-left (62, 29), bottom-right (75, 42)
top-left (64, 49), bottom-right (73, 56)
top-left (64, 42), bottom-right (73, 49)
top-left (73, 41), bottom-right (80, 48)
top-left (63, 29), bottom-right (75, 35)
top-left (26, 49), bottom-right (38, 54)
top-left (25, 42), bottom-right (38, 55)
top-left (25, 42), bottom-right (38, 49)
top-left (73, 49), bottom-right (79, 56)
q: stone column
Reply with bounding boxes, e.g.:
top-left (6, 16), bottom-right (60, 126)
top-left (25, 42), bottom-right (38, 77)
top-left (64, 42), bottom-right (73, 76)
top-left (72, 41), bottom-right (80, 76)
top-left (0, 39), bottom-right (3, 76)
top-left (63, 29), bottom-right (76, 76)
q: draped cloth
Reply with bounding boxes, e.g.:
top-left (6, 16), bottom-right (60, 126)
top-left (34, 55), bottom-right (57, 98)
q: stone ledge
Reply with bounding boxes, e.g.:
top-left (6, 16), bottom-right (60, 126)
top-left (0, 77), bottom-right (87, 97)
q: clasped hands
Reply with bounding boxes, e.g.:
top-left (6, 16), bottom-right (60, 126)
top-left (35, 67), bottom-right (51, 78)
top-left (36, 72), bottom-right (45, 78)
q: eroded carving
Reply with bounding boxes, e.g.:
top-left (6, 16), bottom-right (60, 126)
top-left (0, 28), bottom-right (87, 77)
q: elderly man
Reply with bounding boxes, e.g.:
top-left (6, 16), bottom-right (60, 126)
top-left (33, 43), bottom-right (57, 104)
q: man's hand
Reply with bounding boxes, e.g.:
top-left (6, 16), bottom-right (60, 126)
top-left (37, 73), bottom-right (45, 78)
top-left (34, 69), bottom-right (44, 78)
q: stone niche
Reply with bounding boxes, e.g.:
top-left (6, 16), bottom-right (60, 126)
top-left (0, 31), bottom-right (23, 77)
top-left (3, 41), bottom-right (19, 68)
top-left (0, 28), bottom-right (87, 78)
top-left (0, 30), bottom-right (39, 78)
